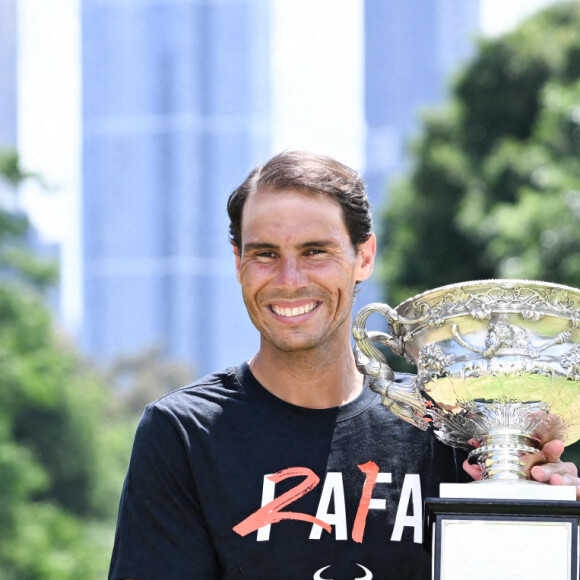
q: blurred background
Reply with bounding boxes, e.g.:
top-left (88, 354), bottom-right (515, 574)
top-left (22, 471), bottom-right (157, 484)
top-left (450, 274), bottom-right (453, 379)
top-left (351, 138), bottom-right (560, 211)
top-left (1, 0), bottom-right (579, 576)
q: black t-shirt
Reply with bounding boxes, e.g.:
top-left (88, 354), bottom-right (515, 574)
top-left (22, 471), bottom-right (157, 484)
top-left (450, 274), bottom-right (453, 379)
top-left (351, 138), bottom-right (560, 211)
top-left (109, 363), bottom-right (465, 580)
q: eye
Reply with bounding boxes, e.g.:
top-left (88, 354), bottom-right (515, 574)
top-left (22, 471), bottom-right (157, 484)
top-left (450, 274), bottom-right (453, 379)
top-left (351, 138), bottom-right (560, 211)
top-left (254, 251), bottom-right (278, 263)
top-left (305, 248), bottom-right (327, 259)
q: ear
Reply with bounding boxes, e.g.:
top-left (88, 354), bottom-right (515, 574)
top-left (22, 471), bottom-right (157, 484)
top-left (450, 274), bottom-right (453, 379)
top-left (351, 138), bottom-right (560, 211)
top-left (355, 233), bottom-right (376, 283)
top-left (234, 245), bottom-right (242, 283)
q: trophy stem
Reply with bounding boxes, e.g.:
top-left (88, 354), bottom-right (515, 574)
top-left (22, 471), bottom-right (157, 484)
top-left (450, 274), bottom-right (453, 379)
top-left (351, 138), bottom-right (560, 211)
top-left (468, 431), bottom-right (543, 481)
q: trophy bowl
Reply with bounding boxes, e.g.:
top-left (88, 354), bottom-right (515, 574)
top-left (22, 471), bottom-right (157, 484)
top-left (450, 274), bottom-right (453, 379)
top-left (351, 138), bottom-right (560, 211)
top-left (352, 279), bottom-right (580, 482)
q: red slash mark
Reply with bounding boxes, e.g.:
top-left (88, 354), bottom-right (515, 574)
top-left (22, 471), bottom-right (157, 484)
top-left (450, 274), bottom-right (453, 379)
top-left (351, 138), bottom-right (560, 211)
top-left (352, 461), bottom-right (379, 543)
top-left (233, 467), bottom-right (332, 536)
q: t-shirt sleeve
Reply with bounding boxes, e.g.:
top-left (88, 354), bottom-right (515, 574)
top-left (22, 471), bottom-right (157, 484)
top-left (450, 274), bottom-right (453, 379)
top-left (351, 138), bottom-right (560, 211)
top-left (108, 404), bottom-right (221, 580)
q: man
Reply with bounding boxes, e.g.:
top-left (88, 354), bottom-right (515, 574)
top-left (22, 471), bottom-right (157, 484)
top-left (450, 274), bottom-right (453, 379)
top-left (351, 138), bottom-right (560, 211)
top-left (109, 151), bottom-right (579, 580)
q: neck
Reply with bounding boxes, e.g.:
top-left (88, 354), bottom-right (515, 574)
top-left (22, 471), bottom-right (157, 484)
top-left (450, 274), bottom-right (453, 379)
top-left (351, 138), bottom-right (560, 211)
top-left (249, 340), bottom-right (364, 409)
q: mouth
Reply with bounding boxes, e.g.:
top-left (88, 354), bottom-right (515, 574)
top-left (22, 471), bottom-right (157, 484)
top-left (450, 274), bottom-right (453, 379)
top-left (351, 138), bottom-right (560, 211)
top-left (269, 301), bottom-right (320, 318)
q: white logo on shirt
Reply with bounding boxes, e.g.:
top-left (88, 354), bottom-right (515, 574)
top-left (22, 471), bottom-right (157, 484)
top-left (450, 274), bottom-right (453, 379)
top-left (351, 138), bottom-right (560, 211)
top-left (313, 563), bottom-right (373, 579)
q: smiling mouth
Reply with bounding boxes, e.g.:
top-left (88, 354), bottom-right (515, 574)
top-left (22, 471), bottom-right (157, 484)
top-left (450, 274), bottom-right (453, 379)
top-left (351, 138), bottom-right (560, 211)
top-left (270, 302), bottom-right (319, 318)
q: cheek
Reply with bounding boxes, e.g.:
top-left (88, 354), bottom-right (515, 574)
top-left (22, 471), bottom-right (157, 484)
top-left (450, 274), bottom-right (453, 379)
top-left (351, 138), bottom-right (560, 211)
top-left (237, 263), bottom-right (248, 283)
top-left (238, 263), bottom-right (268, 295)
top-left (237, 259), bottom-right (255, 281)
top-left (318, 263), bottom-right (356, 288)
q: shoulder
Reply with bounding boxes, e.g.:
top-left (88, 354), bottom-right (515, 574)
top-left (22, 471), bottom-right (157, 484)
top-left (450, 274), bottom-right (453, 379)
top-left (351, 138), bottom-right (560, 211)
top-left (140, 364), bottom-right (248, 427)
top-left (160, 364), bottom-right (243, 402)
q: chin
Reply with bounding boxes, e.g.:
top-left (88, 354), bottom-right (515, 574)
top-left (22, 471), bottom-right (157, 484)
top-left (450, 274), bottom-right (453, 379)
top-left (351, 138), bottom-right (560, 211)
top-left (268, 336), bottom-right (321, 353)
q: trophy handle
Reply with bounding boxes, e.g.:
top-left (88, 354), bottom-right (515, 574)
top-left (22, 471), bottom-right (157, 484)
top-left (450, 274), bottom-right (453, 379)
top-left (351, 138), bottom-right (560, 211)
top-left (352, 303), bottom-right (403, 377)
top-left (353, 303), bottom-right (429, 430)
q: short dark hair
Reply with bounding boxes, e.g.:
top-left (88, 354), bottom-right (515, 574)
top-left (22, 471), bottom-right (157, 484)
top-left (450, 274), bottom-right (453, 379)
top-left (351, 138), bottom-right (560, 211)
top-left (227, 151), bottom-right (373, 251)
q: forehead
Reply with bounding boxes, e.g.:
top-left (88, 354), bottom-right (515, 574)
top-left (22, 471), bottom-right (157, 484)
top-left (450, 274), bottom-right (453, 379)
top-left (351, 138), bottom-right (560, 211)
top-left (241, 188), bottom-right (346, 236)
top-left (244, 187), bottom-right (342, 217)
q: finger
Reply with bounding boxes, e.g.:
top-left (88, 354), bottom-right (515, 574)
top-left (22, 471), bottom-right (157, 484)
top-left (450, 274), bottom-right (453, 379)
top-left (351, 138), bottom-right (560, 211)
top-left (540, 439), bottom-right (565, 462)
top-left (530, 464), bottom-right (551, 483)
top-left (539, 471), bottom-right (580, 500)
top-left (463, 459), bottom-right (482, 481)
top-left (531, 464), bottom-right (580, 499)
top-left (520, 449), bottom-right (546, 471)
top-left (532, 460), bottom-right (579, 482)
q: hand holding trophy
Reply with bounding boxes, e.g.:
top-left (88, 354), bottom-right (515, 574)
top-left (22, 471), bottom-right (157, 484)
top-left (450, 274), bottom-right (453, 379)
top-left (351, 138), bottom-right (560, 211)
top-left (352, 279), bottom-right (580, 580)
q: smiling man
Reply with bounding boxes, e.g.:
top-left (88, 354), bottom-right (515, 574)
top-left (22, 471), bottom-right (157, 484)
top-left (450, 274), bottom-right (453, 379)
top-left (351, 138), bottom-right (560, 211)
top-left (109, 151), bottom-right (579, 580)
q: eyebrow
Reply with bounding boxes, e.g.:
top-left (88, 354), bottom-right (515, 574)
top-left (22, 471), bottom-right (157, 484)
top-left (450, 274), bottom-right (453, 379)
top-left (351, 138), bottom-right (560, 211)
top-left (242, 242), bottom-right (278, 253)
top-left (242, 239), bottom-right (340, 253)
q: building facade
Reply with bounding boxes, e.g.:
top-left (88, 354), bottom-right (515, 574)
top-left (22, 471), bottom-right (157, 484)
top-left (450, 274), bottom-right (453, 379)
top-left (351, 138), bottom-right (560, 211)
top-left (364, 0), bottom-right (480, 209)
top-left (0, 0), bottom-right (17, 149)
top-left (81, 0), bottom-right (270, 375)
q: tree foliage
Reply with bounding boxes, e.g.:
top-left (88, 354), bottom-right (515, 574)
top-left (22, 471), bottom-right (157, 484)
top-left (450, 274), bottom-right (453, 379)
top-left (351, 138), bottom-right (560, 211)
top-left (379, 2), bottom-right (580, 306)
top-left (0, 151), bottom-right (134, 578)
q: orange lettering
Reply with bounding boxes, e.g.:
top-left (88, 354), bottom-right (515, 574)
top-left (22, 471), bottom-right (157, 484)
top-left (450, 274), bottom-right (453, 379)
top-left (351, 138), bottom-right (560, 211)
top-left (352, 461), bottom-right (380, 543)
top-left (233, 467), bottom-right (332, 536)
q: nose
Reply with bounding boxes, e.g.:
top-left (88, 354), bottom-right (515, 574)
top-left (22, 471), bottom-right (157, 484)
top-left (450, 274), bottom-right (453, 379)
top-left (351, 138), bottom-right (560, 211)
top-left (273, 255), bottom-right (308, 287)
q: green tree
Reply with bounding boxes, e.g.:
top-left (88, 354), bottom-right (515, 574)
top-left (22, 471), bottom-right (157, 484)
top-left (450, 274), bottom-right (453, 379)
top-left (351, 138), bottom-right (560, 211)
top-left (380, 2), bottom-right (580, 306)
top-left (377, 2), bottom-right (580, 464)
top-left (0, 150), bottom-right (128, 578)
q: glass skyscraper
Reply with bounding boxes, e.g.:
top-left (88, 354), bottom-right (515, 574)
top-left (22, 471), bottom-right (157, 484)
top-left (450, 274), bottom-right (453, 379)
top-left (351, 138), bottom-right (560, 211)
top-left (81, 0), bottom-right (270, 375)
top-left (0, 0), bottom-right (17, 149)
top-left (364, 0), bottom-right (479, 210)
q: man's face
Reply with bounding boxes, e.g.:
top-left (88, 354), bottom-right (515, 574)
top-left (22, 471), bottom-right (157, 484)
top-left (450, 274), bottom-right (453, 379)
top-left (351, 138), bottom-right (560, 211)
top-left (235, 188), bottom-right (375, 354)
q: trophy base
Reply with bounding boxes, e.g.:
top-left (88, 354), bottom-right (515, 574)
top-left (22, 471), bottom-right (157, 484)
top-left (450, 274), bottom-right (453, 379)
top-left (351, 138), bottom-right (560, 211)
top-left (424, 492), bottom-right (580, 580)
top-left (440, 481), bottom-right (576, 501)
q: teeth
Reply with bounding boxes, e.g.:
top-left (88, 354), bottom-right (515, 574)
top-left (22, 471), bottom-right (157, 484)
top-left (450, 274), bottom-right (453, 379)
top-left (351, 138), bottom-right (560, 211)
top-left (272, 302), bottom-right (317, 317)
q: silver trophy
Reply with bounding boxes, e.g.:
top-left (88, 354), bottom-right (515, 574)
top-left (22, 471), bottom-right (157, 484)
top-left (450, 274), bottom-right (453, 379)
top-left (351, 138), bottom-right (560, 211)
top-left (353, 279), bottom-right (580, 579)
